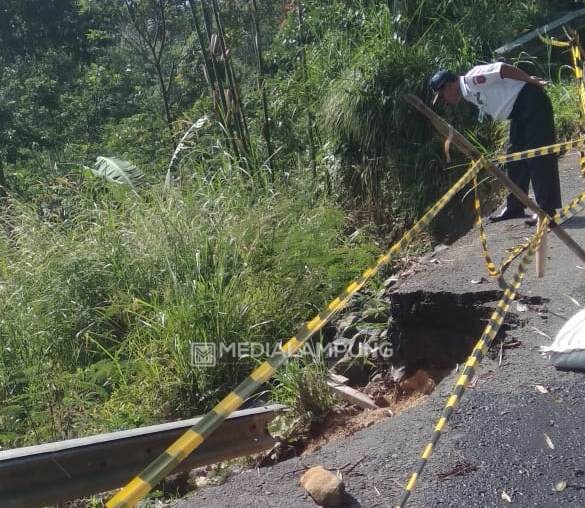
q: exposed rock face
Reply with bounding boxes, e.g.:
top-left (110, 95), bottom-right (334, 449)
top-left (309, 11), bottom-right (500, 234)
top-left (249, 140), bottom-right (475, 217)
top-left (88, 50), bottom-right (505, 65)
top-left (299, 466), bottom-right (345, 507)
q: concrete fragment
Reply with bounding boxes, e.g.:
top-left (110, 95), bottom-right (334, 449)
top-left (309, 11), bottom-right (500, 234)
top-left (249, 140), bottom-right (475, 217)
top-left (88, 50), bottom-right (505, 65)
top-left (326, 376), bottom-right (379, 410)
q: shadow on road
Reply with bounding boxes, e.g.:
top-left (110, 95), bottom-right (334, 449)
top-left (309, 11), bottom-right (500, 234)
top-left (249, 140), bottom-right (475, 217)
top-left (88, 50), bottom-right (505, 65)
top-left (560, 216), bottom-right (585, 229)
top-left (342, 491), bottom-right (363, 507)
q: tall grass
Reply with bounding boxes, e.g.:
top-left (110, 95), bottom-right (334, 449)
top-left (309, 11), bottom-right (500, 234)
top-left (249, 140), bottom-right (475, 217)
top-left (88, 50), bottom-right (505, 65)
top-left (0, 167), bottom-right (379, 445)
top-left (314, 1), bottom-right (553, 221)
top-left (548, 81), bottom-right (582, 139)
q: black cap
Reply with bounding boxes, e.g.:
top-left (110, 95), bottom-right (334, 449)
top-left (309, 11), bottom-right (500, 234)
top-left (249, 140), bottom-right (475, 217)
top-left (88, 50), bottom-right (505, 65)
top-left (429, 70), bottom-right (457, 92)
top-left (429, 70), bottom-right (458, 105)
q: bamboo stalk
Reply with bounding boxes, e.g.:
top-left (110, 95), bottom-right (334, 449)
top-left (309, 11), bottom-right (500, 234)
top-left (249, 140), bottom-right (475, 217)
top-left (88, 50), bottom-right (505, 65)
top-left (187, 0), bottom-right (215, 100)
top-left (210, 0), bottom-right (251, 157)
top-left (200, 0), bottom-right (214, 45)
top-left (251, 0), bottom-right (275, 175)
top-left (404, 94), bottom-right (585, 266)
top-left (187, 0), bottom-right (239, 158)
top-left (297, 2), bottom-right (317, 179)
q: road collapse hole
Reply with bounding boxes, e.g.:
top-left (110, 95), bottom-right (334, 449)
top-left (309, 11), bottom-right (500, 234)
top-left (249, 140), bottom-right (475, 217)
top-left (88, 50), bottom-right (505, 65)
top-left (266, 290), bottom-right (531, 461)
top-left (384, 289), bottom-right (515, 401)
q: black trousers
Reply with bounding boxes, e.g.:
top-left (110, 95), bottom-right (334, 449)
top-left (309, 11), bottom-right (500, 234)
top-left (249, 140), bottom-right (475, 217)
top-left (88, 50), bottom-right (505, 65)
top-left (505, 84), bottom-right (562, 214)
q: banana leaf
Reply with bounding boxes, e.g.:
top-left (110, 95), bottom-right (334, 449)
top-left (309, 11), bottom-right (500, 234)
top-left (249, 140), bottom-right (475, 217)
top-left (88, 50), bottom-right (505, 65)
top-left (86, 156), bottom-right (144, 191)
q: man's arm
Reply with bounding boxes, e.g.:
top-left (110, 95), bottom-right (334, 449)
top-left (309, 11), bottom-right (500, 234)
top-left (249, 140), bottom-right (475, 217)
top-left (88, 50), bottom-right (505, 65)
top-left (499, 63), bottom-right (549, 87)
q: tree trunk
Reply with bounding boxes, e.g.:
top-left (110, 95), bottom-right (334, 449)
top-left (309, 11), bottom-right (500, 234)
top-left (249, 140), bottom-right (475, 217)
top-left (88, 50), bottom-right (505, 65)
top-left (153, 57), bottom-right (176, 148)
top-left (0, 161), bottom-right (8, 199)
top-left (124, 0), bottom-right (176, 149)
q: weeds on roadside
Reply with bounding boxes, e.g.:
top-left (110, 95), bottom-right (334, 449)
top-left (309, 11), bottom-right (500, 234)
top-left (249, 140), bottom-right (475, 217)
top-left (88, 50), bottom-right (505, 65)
top-left (0, 168), bottom-right (378, 446)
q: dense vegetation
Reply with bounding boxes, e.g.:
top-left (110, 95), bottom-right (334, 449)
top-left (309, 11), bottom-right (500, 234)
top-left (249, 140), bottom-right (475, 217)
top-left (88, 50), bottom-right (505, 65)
top-left (0, 0), bottom-right (580, 447)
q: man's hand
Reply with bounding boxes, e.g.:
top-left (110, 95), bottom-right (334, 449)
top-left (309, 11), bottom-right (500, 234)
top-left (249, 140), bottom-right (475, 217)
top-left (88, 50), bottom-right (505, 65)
top-left (530, 76), bottom-right (551, 87)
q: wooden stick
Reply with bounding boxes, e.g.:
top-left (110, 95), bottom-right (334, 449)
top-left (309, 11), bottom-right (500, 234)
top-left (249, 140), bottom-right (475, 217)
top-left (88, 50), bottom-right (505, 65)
top-left (404, 94), bottom-right (585, 266)
top-left (536, 217), bottom-right (547, 277)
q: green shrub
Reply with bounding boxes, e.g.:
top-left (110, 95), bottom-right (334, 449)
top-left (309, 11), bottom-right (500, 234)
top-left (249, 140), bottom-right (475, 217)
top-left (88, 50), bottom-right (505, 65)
top-left (548, 81), bottom-right (582, 140)
top-left (0, 172), bottom-right (379, 445)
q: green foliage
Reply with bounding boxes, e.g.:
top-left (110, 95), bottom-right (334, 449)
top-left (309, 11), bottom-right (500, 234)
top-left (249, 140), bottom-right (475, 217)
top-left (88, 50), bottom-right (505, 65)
top-left (86, 156), bottom-right (145, 190)
top-left (548, 81), bottom-right (582, 140)
top-left (271, 352), bottom-right (335, 421)
top-left (0, 171), bottom-right (379, 444)
top-left (0, 0), bottom-right (84, 59)
top-left (102, 113), bottom-right (173, 172)
top-left (0, 0), bottom-right (578, 449)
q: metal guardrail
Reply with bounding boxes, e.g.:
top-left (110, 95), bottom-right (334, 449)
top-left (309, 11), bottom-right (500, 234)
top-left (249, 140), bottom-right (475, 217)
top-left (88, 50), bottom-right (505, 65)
top-left (495, 7), bottom-right (585, 56)
top-left (0, 404), bottom-right (285, 508)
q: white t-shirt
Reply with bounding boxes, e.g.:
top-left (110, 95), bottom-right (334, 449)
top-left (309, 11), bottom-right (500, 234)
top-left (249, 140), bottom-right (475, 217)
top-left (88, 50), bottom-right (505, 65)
top-left (460, 62), bottom-right (525, 120)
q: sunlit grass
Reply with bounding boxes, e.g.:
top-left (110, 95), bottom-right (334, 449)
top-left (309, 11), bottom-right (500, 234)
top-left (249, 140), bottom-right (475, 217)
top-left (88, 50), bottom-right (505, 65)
top-left (0, 170), bottom-right (379, 446)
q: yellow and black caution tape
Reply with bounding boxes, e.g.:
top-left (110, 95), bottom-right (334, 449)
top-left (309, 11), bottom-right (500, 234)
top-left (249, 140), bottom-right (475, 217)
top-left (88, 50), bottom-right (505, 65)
top-left (106, 161), bottom-right (486, 507)
top-left (395, 217), bottom-right (549, 508)
top-left (538, 33), bottom-right (570, 48)
top-left (491, 138), bottom-right (585, 165)
top-left (570, 39), bottom-right (585, 118)
top-left (570, 37), bottom-right (585, 176)
top-left (555, 186), bottom-right (585, 223)
top-left (472, 175), bottom-right (527, 281)
top-left (540, 31), bottom-right (585, 175)
top-left (476, 185), bottom-right (585, 280)
top-left (499, 242), bottom-right (530, 276)
top-left (473, 175), bottom-right (500, 278)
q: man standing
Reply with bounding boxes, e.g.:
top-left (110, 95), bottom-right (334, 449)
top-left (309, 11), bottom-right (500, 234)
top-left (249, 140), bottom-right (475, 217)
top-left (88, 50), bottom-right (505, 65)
top-left (429, 63), bottom-right (561, 225)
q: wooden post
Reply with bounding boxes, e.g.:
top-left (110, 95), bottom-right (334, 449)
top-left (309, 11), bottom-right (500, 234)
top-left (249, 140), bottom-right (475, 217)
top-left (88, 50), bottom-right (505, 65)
top-left (404, 94), bottom-right (585, 266)
top-left (536, 217), bottom-right (547, 278)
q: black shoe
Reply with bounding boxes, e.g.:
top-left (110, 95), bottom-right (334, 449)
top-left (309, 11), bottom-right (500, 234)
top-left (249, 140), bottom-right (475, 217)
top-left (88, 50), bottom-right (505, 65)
top-left (525, 209), bottom-right (556, 227)
top-left (524, 213), bottom-right (538, 227)
top-left (489, 207), bottom-right (526, 223)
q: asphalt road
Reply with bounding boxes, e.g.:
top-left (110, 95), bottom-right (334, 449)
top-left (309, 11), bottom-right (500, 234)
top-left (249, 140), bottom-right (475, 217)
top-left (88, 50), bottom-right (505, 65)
top-left (173, 153), bottom-right (585, 508)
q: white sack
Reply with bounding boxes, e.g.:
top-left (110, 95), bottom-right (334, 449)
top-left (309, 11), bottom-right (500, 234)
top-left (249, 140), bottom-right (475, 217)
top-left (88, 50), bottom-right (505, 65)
top-left (541, 307), bottom-right (585, 371)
